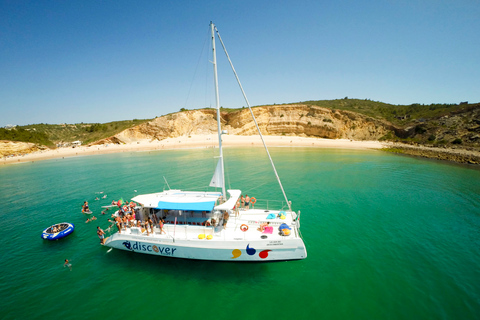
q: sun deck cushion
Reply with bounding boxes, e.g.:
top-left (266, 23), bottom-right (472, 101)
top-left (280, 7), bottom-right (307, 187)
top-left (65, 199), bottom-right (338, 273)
top-left (263, 226), bottom-right (273, 234)
top-left (278, 223), bottom-right (291, 231)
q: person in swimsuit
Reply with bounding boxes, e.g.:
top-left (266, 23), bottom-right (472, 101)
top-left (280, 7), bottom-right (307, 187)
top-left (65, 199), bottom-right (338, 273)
top-left (159, 219), bottom-right (166, 234)
top-left (222, 211), bottom-right (229, 229)
top-left (258, 222), bottom-right (269, 232)
top-left (148, 217), bottom-right (154, 234)
top-left (97, 226), bottom-right (105, 245)
top-left (64, 259), bottom-right (72, 271)
top-left (114, 216), bottom-right (122, 233)
top-left (245, 195), bottom-right (250, 209)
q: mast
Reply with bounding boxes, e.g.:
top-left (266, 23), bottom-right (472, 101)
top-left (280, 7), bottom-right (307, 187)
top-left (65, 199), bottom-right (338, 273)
top-left (211, 22), bottom-right (226, 198)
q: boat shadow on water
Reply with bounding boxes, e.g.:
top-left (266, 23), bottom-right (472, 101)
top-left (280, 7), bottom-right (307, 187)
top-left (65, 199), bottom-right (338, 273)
top-left (103, 247), bottom-right (298, 282)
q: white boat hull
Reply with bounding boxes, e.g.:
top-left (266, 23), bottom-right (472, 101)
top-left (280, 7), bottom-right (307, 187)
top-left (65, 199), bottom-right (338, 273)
top-left (104, 233), bottom-right (306, 261)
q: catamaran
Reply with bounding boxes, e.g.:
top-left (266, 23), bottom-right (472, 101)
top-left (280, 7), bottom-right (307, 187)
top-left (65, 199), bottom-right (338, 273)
top-left (103, 22), bottom-right (307, 261)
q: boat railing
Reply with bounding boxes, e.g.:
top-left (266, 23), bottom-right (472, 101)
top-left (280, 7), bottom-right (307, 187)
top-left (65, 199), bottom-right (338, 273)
top-left (243, 198), bottom-right (290, 211)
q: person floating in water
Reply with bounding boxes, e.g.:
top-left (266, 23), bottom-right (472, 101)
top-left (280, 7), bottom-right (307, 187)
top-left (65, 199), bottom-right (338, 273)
top-left (64, 259), bottom-right (72, 271)
top-left (82, 201), bottom-right (90, 213)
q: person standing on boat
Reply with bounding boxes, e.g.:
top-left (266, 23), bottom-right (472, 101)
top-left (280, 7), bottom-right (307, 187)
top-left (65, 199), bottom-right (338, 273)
top-left (97, 226), bottom-right (105, 245)
top-left (114, 216), bottom-right (122, 234)
top-left (148, 216), bottom-right (154, 234)
top-left (245, 195), bottom-right (250, 209)
top-left (240, 195), bottom-right (245, 209)
top-left (159, 219), bottom-right (166, 234)
top-left (222, 211), bottom-right (229, 229)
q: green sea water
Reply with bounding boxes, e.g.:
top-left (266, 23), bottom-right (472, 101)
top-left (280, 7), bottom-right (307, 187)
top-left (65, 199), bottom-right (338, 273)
top-left (1, 147), bottom-right (479, 320)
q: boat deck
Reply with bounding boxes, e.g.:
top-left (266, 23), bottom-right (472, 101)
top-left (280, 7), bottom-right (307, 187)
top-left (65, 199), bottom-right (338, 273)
top-left (110, 209), bottom-right (297, 242)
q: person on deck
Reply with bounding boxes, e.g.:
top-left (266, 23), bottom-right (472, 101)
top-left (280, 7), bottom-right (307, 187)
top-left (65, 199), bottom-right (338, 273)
top-left (115, 216), bottom-right (122, 233)
top-left (258, 222), bottom-right (270, 232)
top-left (159, 219), bottom-right (166, 234)
top-left (148, 217), bottom-right (154, 234)
top-left (223, 211), bottom-right (229, 229)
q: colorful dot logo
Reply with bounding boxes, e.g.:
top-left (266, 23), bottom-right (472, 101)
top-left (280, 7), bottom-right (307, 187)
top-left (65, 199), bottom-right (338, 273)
top-left (231, 249), bottom-right (242, 259)
top-left (231, 245), bottom-right (272, 259)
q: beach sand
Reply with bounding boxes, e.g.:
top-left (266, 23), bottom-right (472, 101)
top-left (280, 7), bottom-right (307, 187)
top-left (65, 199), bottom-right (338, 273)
top-left (2, 134), bottom-right (386, 165)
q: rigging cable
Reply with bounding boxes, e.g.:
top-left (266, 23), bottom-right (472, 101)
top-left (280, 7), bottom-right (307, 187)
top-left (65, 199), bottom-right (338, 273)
top-left (214, 26), bottom-right (292, 212)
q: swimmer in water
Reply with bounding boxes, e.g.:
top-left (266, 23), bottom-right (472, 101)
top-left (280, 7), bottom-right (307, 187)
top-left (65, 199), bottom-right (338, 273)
top-left (64, 259), bottom-right (72, 271)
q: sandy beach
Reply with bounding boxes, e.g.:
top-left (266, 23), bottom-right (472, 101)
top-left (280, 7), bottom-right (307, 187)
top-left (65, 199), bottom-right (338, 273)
top-left (1, 134), bottom-right (386, 165)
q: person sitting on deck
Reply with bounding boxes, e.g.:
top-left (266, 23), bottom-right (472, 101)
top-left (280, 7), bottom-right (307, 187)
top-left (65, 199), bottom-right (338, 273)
top-left (258, 222), bottom-right (270, 232)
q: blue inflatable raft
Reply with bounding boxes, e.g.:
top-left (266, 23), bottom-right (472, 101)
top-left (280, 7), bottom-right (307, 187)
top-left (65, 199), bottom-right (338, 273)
top-left (41, 223), bottom-right (75, 240)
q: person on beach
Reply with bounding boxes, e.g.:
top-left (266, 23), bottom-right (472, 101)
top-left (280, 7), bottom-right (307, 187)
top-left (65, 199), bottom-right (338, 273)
top-left (97, 226), bottom-right (105, 245)
top-left (64, 259), bottom-right (72, 271)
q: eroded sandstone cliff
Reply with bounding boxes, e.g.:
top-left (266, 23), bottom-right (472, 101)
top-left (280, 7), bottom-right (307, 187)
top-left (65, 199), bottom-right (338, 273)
top-left (107, 105), bottom-right (390, 143)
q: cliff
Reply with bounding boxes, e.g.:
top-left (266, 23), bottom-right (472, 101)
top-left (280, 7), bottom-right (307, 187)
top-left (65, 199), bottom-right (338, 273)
top-left (0, 140), bottom-right (46, 158)
top-left (101, 105), bottom-right (390, 144)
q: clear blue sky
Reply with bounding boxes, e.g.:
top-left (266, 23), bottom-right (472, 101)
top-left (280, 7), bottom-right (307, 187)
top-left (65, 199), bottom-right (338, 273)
top-left (1, 0), bottom-right (479, 127)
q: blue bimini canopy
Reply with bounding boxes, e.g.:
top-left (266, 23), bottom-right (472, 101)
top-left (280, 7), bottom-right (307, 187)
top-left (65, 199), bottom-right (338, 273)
top-left (156, 200), bottom-right (215, 211)
top-left (132, 190), bottom-right (221, 212)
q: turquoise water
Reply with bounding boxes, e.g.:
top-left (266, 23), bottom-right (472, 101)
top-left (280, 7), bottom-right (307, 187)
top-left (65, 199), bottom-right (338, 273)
top-left (1, 147), bottom-right (479, 319)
